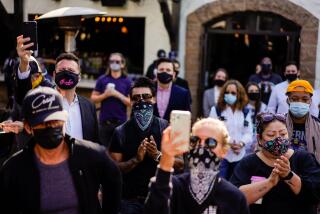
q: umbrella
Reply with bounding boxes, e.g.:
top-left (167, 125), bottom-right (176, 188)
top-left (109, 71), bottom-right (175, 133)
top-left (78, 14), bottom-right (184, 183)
top-left (36, 7), bottom-right (107, 20)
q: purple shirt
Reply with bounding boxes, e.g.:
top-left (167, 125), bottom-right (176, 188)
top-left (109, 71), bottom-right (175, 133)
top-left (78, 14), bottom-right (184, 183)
top-left (94, 75), bottom-right (132, 123)
top-left (156, 84), bottom-right (172, 118)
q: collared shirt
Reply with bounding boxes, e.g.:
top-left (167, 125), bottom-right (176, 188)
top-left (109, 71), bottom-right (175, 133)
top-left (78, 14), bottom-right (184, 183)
top-left (209, 106), bottom-right (253, 162)
top-left (268, 80), bottom-right (318, 116)
top-left (17, 66), bottom-right (31, 79)
top-left (157, 83), bottom-right (172, 118)
top-left (63, 95), bottom-right (83, 140)
top-left (267, 81), bottom-right (289, 114)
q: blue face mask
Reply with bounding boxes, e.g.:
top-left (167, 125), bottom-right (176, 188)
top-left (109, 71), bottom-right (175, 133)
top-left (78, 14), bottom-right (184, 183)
top-left (289, 102), bottom-right (310, 118)
top-left (224, 94), bottom-right (237, 105)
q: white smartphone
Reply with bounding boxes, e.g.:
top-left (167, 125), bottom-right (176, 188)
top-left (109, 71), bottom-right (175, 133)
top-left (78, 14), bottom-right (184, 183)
top-left (170, 110), bottom-right (191, 152)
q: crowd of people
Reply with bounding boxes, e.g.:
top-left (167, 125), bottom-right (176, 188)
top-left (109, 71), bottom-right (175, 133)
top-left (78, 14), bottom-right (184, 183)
top-left (0, 35), bottom-right (320, 214)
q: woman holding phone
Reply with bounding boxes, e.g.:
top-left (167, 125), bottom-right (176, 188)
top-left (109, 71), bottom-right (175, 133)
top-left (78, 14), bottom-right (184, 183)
top-left (145, 118), bottom-right (249, 214)
top-left (209, 80), bottom-right (253, 180)
top-left (230, 112), bottom-right (320, 214)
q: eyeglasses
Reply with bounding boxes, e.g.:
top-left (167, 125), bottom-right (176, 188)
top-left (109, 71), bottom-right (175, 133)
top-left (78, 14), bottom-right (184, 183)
top-left (225, 92), bottom-right (237, 96)
top-left (109, 60), bottom-right (122, 64)
top-left (131, 93), bottom-right (153, 102)
top-left (190, 136), bottom-right (217, 149)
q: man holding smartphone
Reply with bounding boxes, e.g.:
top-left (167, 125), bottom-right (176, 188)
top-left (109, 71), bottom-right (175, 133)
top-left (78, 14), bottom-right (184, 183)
top-left (109, 77), bottom-right (183, 214)
top-left (11, 36), bottom-right (99, 144)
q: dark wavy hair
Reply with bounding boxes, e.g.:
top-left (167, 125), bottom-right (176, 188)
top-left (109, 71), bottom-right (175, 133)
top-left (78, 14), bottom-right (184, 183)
top-left (217, 80), bottom-right (248, 111)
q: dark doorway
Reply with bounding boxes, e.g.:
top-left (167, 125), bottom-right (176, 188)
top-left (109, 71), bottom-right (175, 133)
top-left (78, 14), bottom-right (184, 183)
top-left (202, 12), bottom-right (301, 88)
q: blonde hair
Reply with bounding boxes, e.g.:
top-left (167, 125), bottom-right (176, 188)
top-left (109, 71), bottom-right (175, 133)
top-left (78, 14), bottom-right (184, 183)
top-left (192, 118), bottom-right (230, 154)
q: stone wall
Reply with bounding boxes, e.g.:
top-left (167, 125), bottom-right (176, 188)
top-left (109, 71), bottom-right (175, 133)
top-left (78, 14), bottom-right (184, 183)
top-left (185, 0), bottom-right (319, 117)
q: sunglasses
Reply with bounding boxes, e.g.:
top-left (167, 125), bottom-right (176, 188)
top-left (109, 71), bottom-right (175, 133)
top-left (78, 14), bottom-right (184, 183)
top-left (256, 113), bottom-right (286, 132)
top-left (109, 60), bottom-right (122, 64)
top-left (131, 93), bottom-right (153, 102)
top-left (190, 136), bottom-right (218, 149)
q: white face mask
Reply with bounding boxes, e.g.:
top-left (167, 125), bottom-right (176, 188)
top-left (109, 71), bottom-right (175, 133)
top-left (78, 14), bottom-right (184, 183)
top-left (110, 63), bottom-right (121, 71)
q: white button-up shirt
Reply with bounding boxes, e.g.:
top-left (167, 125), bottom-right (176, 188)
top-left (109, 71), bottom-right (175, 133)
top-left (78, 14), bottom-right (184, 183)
top-left (267, 81), bottom-right (289, 114)
top-left (63, 95), bottom-right (83, 140)
top-left (209, 106), bottom-right (253, 162)
top-left (267, 80), bottom-right (318, 116)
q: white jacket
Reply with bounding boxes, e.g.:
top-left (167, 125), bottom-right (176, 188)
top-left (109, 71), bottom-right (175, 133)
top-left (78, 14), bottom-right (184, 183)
top-left (209, 106), bottom-right (253, 162)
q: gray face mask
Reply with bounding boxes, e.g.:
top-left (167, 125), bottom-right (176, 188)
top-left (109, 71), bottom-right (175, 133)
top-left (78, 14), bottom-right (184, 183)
top-left (110, 63), bottom-right (121, 71)
top-left (187, 146), bottom-right (220, 205)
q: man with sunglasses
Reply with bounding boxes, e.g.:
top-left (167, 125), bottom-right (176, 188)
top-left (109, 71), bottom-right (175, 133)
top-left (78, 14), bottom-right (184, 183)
top-left (0, 87), bottom-right (122, 214)
top-left (145, 118), bottom-right (249, 214)
top-left (91, 52), bottom-right (131, 148)
top-left (110, 77), bottom-right (184, 214)
top-left (285, 80), bottom-right (320, 162)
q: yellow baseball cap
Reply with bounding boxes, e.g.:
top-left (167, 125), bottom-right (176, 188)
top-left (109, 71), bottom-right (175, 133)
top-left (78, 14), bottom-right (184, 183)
top-left (286, 80), bottom-right (313, 95)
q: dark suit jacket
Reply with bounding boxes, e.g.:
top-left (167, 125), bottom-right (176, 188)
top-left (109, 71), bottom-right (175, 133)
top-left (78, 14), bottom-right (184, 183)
top-left (154, 84), bottom-right (191, 121)
top-left (78, 95), bottom-right (100, 144)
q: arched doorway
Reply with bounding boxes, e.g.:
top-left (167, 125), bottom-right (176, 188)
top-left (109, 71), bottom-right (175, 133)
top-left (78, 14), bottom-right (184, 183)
top-left (203, 11), bottom-right (301, 88)
top-left (184, 0), bottom-right (319, 117)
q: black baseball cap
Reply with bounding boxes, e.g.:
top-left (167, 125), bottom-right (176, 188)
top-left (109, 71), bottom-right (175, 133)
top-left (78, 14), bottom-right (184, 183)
top-left (22, 87), bottom-right (68, 127)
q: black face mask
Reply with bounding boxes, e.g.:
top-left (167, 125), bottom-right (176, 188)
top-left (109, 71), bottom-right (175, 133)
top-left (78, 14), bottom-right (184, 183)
top-left (285, 73), bottom-right (298, 82)
top-left (248, 92), bottom-right (260, 101)
top-left (214, 79), bottom-right (225, 87)
top-left (261, 64), bottom-right (272, 75)
top-left (33, 127), bottom-right (64, 149)
top-left (157, 72), bottom-right (173, 84)
top-left (55, 69), bottom-right (79, 90)
top-left (132, 101), bottom-right (154, 131)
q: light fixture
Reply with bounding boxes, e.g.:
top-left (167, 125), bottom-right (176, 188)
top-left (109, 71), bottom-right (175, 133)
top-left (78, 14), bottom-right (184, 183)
top-left (119, 17), bottom-right (124, 23)
top-left (121, 26), bottom-right (128, 34)
top-left (95, 16), bottom-right (100, 22)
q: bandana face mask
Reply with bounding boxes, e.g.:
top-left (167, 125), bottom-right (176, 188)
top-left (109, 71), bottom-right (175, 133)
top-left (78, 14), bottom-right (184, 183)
top-left (187, 146), bottom-right (220, 205)
top-left (132, 101), bottom-right (154, 131)
top-left (261, 137), bottom-right (290, 156)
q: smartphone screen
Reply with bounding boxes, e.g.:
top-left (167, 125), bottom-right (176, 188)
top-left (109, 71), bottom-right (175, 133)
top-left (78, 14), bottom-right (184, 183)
top-left (170, 110), bottom-right (191, 152)
top-left (21, 21), bottom-right (38, 51)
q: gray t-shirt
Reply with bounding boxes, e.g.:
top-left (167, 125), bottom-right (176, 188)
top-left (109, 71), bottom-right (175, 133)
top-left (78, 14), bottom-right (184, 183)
top-left (35, 157), bottom-right (80, 214)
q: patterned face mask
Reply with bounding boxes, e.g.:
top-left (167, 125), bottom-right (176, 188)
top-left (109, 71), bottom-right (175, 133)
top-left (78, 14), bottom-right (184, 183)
top-left (261, 137), bottom-right (290, 156)
top-left (132, 101), bottom-right (154, 131)
top-left (187, 146), bottom-right (220, 205)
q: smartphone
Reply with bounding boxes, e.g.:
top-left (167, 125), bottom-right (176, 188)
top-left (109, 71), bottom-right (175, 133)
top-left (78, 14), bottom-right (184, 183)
top-left (170, 110), bottom-right (191, 152)
top-left (21, 21), bottom-right (38, 51)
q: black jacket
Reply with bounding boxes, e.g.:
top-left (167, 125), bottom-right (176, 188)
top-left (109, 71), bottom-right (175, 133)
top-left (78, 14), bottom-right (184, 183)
top-left (145, 168), bottom-right (249, 214)
top-left (0, 135), bottom-right (122, 214)
top-left (78, 95), bottom-right (100, 143)
top-left (13, 65), bottom-right (100, 143)
top-left (154, 84), bottom-right (191, 121)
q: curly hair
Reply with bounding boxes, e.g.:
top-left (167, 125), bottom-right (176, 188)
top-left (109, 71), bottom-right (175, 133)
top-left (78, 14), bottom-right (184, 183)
top-left (192, 118), bottom-right (230, 155)
top-left (217, 80), bottom-right (248, 111)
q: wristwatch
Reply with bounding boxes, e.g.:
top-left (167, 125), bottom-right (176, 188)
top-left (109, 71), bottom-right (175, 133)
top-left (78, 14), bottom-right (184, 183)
top-left (282, 171), bottom-right (294, 181)
top-left (155, 152), bottom-right (162, 162)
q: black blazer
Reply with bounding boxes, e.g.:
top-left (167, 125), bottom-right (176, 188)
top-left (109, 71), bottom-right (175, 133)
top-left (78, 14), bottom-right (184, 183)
top-left (78, 95), bottom-right (100, 144)
top-left (154, 84), bottom-right (191, 121)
